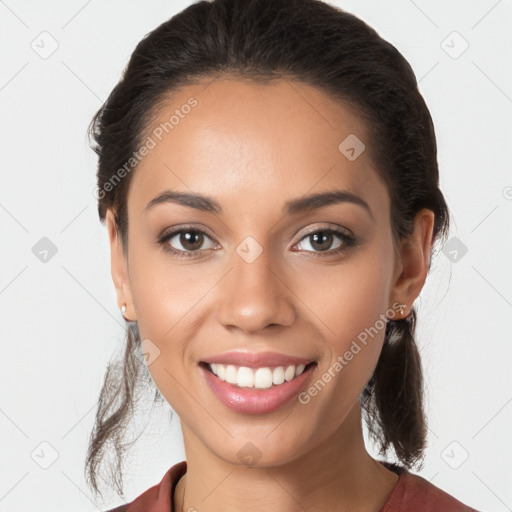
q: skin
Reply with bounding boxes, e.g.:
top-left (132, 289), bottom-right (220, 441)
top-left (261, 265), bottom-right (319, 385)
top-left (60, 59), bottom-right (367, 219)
top-left (106, 77), bottom-right (434, 512)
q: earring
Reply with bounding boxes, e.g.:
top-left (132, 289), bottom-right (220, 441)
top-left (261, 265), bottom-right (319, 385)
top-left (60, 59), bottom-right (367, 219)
top-left (398, 303), bottom-right (413, 322)
top-left (121, 304), bottom-right (127, 315)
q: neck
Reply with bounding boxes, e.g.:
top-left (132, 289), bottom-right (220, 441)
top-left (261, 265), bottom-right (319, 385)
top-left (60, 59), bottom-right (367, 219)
top-left (174, 403), bottom-right (399, 512)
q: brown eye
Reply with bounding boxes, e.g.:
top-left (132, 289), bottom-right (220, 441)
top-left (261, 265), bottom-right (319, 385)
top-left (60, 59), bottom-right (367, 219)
top-left (296, 229), bottom-right (344, 253)
top-left (292, 227), bottom-right (357, 257)
top-left (179, 230), bottom-right (204, 251)
top-left (161, 228), bottom-right (217, 256)
top-left (309, 231), bottom-right (335, 252)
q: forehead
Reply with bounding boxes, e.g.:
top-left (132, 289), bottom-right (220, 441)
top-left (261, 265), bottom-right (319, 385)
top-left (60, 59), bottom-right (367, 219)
top-left (128, 78), bottom-right (388, 218)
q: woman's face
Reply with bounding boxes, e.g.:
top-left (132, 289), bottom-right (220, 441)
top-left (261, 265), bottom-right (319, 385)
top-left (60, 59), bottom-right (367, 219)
top-left (107, 78), bottom-right (417, 466)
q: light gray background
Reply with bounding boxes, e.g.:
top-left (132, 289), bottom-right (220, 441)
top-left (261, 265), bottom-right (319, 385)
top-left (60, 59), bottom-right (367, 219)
top-left (1, 1), bottom-right (511, 511)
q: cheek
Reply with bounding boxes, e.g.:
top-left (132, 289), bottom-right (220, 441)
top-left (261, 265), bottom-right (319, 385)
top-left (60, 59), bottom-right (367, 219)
top-left (299, 239), bottom-right (394, 342)
top-left (296, 241), bottom-right (394, 398)
top-left (128, 239), bottom-right (210, 341)
top-left (126, 238), bottom-right (236, 414)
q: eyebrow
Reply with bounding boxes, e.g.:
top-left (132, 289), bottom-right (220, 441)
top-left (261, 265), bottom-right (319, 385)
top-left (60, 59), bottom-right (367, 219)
top-left (145, 190), bottom-right (222, 214)
top-left (284, 190), bottom-right (372, 218)
top-left (144, 189), bottom-right (372, 218)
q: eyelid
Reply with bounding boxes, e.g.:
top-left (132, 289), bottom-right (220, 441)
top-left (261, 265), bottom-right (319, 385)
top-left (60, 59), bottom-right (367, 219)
top-left (291, 224), bottom-right (356, 254)
top-left (156, 225), bottom-right (219, 259)
top-left (293, 223), bottom-right (353, 241)
top-left (157, 222), bottom-right (216, 241)
top-left (167, 229), bottom-right (218, 248)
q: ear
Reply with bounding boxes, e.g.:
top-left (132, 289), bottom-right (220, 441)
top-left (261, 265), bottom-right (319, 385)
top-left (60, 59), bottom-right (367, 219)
top-left (389, 208), bottom-right (435, 315)
top-left (105, 209), bottom-right (136, 322)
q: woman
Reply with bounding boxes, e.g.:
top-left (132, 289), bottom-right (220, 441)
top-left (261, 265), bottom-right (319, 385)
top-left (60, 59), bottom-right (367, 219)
top-left (85, 0), bottom-right (479, 510)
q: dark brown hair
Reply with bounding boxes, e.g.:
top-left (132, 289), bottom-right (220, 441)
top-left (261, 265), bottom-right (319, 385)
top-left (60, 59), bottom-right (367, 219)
top-left (86, 0), bottom-right (449, 499)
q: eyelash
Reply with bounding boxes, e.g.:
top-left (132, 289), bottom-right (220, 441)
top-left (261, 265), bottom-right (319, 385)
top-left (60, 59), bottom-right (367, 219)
top-left (157, 225), bottom-right (357, 259)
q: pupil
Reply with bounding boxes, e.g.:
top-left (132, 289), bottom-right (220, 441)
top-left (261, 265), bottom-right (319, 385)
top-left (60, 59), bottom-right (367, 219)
top-left (311, 232), bottom-right (332, 251)
top-left (181, 231), bottom-right (203, 250)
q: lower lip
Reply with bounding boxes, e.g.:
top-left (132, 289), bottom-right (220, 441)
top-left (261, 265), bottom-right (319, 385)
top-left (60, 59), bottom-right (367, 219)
top-left (200, 363), bottom-right (316, 415)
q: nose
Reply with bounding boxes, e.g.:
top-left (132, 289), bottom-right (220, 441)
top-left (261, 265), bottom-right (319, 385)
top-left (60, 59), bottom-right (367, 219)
top-left (216, 243), bottom-right (297, 334)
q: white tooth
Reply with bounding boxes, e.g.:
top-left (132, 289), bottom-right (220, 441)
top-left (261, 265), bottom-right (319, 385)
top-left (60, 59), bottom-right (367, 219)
top-left (272, 366), bottom-right (285, 385)
top-left (237, 366), bottom-right (254, 387)
top-left (284, 365), bottom-right (296, 381)
top-left (209, 363), bottom-right (306, 388)
top-left (217, 364), bottom-right (226, 380)
top-left (225, 365), bottom-right (238, 384)
top-left (254, 368), bottom-right (273, 389)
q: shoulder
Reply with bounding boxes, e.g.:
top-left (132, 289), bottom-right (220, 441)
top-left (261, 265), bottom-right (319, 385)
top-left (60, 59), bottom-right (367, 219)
top-left (103, 460), bottom-right (187, 512)
top-left (379, 461), bottom-right (480, 512)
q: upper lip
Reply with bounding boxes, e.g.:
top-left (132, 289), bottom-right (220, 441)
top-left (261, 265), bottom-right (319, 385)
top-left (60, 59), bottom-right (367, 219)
top-left (202, 351), bottom-right (314, 368)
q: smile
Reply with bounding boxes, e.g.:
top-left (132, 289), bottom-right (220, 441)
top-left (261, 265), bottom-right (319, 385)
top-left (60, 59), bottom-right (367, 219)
top-left (199, 361), bottom-right (318, 414)
top-left (206, 362), bottom-right (313, 389)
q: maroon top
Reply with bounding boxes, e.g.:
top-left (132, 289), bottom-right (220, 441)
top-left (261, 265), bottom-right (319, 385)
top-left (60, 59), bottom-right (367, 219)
top-left (106, 460), bottom-right (479, 511)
